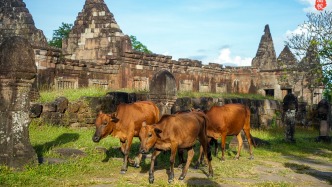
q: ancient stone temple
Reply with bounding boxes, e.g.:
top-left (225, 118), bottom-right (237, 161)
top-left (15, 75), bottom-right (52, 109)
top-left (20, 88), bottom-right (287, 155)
top-left (0, 36), bottom-right (37, 168)
top-left (0, 0), bottom-right (47, 46)
top-left (62, 0), bottom-right (132, 65)
top-left (277, 45), bottom-right (298, 66)
top-left (0, 0), bottom-right (325, 106)
top-left (252, 25), bottom-right (277, 70)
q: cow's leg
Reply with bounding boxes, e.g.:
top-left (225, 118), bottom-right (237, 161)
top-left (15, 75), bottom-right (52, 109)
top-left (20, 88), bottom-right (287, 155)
top-left (220, 133), bottom-right (227, 161)
top-left (177, 148), bottom-right (185, 168)
top-left (149, 150), bottom-right (161, 184)
top-left (196, 137), bottom-right (214, 168)
top-left (195, 145), bottom-right (203, 169)
top-left (204, 147), bottom-right (214, 178)
top-left (168, 145), bottom-right (178, 183)
top-left (119, 141), bottom-right (128, 174)
top-left (243, 129), bottom-right (254, 160)
top-left (134, 152), bottom-right (143, 168)
top-left (235, 133), bottom-right (243, 160)
top-left (199, 135), bottom-right (214, 178)
top-left (179, 147), bottom-right (194, 180)
top-left (210, 138), bottom-right (218, 156)
top-left (120, 135), bottom-right (134, 174)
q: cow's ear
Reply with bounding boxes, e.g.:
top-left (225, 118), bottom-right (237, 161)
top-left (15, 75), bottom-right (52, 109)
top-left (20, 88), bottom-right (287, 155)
top-left (111, 117), bottom-right (119, 123)
top-left (99, 111), bottom-right (103, 114)
top-left (154, 128), bottom-right (162, 138)
top-left (111, 112), bottom-right (117, 118)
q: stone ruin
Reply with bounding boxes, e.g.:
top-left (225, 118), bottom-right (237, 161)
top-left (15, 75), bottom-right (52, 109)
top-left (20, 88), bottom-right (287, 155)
top-left (316, 99), bottom-right (331, 142)
top-left (0, 0), bottom-right (324, 106)
top-left (282, 93), bottom-right (298, 142)
top-left (149, 70), bottom-right (177, 116)
top-left (0, 36), bottom-right (37, 168)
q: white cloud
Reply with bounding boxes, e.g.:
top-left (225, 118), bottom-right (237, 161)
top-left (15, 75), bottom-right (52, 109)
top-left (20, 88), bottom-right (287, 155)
top-left (214, 48), bottom-right (252, 67)
top-left (163, 51), bottom-right (170, 56)
top-left (285, 24), bottom-right (308, 38)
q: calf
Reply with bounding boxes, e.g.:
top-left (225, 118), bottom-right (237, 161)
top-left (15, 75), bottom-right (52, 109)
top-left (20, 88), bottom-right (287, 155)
top-left (92, 101), bottom-right (159, 174)
top-left (139, 112), bottom-right (213, 184)
top-left (203, 103), bottom-right (254, 161)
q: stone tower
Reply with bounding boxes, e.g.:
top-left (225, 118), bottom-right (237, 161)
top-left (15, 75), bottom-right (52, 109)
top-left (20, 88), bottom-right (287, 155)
top-left (277, 45), bottom-right (298, 66)
top-left (251, 24), bottom-right (277, 70)
top-left (301, 42), bottom-right (320, 65)
top-left (62, 0), bottom-right (132, 65)
top-left (0, 0), bottom-right (48, 46)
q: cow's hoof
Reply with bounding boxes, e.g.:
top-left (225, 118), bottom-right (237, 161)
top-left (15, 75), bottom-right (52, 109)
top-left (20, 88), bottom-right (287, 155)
top-left (248, 156), bottom-right (254, 160)
top-left (168, 179), bottom-right (174, 184)
top-left (120, 169), bottom-right (127, 174)
top-left (208, 172), bottom-right (214, 178)
top-left (134, 163), bottom-right (140, 168)
top-left (179, 175), bottom-right (185, 180)
top-left (149, 177), bottom-right (154, 184)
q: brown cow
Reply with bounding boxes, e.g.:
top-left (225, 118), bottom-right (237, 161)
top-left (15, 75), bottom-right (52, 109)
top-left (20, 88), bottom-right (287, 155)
top-left (92, 101), bottom-right (159, 174)
top-left (139, 111), bottom-right (213, 184)
top-left (203, 103), bottom-right (254, 161)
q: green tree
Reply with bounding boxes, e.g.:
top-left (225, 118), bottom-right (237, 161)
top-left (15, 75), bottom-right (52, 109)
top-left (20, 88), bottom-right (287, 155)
top-left (48, 22), bottom-right (73, 48)
top-left (129, 35), bottom-right (152, 54)
top-left (286, 11), bottom-right (332, 100)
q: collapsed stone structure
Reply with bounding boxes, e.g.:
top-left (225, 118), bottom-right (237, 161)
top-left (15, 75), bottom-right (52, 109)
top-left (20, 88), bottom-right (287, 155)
top-left (0, 0), bottom-right (325, 106)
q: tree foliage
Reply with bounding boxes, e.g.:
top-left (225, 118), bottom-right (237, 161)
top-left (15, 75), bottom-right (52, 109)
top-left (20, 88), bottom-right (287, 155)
top-left (286, 11), bottom-right (332, 100)
top-left (129, 35), bottom-right (152, 54)
top-left (48, 22), bottom-right (73, 48)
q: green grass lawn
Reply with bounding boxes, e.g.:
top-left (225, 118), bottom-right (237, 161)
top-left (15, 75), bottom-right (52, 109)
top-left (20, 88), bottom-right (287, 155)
top-left (1, 121), bottom-right (330, 187)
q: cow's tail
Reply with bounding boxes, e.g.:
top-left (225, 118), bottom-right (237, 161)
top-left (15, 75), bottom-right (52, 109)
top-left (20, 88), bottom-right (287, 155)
top-left (154, 104), bottom-right (160, 123)
top-left (196, 111), bottom-right (212, 162)
top-left (245, 106), bottom-right (256, 147)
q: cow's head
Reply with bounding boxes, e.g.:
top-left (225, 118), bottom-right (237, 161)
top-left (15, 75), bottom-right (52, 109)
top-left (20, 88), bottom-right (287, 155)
top-left (92, 111), bottom-right (119, 142)
top-left (139, 121), bottom-right (161, 154)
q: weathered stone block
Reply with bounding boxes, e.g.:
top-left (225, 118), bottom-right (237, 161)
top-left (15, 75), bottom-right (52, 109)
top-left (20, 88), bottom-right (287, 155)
top-left (67, 113), bottom-right (79, 123)
top-left (29, 103), bottom-right (43, 118)
top-left (67, 101), bottom-right (81, 113)
top-left (43, 102), bottom-right (57, 112)
top-left (54, 97), bottom-right (69, 113)
top-left (41, 112), bottom-right (63, 125)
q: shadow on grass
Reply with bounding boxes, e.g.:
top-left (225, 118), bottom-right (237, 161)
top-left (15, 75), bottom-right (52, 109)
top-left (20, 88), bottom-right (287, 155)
top-left (101, 146), bottom-right (123, 163)
top-left (138, 150), bottom-right (174, 173)
top-left (284, 162), bottom-right (332, 185)
top-left (101, 141), bottom-right (142, 166)
top-left (33, 133), bottom-right (80, 163)
top-left (187, 177), bottom-right (220, 187)
top-left (138, 146), bottom-right (212, 178)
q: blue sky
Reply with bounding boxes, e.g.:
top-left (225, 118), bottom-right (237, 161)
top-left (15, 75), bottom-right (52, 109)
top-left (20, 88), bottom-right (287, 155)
top-left (25, 0), bottom-right (331, 66)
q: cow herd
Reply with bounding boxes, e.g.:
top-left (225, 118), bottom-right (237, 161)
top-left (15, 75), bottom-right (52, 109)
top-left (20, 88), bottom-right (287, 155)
top-left (92, 101), bottom-right (255, 184)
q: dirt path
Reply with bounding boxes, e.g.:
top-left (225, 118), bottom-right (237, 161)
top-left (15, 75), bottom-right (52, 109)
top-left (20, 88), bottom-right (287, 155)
top-left (158, 155), bottom-right (332, 187)
top-left (55, 148), bottom-right (332, 186)
top-left (87, 155), bottom-right (331, 187)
